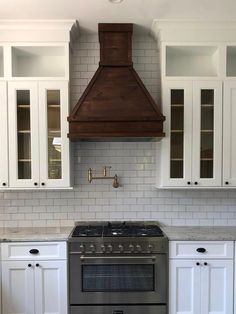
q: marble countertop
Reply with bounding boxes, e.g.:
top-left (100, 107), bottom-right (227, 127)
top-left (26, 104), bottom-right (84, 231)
top-left (161, 226), bottom-right (236, 241)
top-left (0, 227), bottom-right (73, 242)
top-left (0, 225), bottom-right (236, 242)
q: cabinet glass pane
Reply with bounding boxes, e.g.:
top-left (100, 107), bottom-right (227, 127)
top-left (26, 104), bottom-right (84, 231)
top-left (170, 90), bottom-right (184, 178)
top-left (47, 90), bottom-right (61, 179)
top-left (17, 90), bottom-right (31, 179)
top-left (200, 89), bottom-right (214, 178)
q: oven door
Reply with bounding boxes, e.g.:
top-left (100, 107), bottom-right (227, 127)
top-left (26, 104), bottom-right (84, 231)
top-left (69, 254), bottom-right (167, 305)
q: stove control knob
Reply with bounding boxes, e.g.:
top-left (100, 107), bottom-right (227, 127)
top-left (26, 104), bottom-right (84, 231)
top-left (79, 244), bottom-right (85, 253)
top-left (148, 244), bottom-right (153, 253)
top-left (129, 244), bottom-right (134, 252)
top-left (118, 244), bottom-right (124, 252)
top-left (100, 244), bottom-right (106, 253)
top-left (107, 244), bottom-right (113, 253)
top-left (89, 244), bottom-right (96, 253)
top-left (136, 244), bottom-right (142, 252)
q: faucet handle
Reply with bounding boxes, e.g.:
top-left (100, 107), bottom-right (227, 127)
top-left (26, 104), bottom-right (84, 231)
top-left (103, 166), bottom-right (112, 176)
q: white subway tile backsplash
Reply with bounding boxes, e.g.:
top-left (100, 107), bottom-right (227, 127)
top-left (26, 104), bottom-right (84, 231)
top-left (0, 33), bottom-right (235, 227)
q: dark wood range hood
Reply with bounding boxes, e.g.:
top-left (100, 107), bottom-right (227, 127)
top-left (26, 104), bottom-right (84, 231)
top-left (68, 23), bottom-right (165, 139)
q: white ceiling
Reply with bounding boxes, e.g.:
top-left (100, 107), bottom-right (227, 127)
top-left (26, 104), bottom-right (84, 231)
top-left (0, 0), bottom-right (236, 33)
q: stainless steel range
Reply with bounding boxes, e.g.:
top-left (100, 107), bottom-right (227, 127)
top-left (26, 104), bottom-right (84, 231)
top-left (68, 222), bottom-right (168, 314)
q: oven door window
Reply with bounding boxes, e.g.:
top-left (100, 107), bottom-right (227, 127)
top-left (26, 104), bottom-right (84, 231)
top-left (82, 264), bottom-right (155, 292)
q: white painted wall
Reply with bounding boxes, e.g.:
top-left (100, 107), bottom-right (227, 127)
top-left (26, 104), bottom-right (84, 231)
top-left (0, 33), bottom-right (236, 228)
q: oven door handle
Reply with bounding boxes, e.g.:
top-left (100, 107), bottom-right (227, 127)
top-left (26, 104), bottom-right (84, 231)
top-left (79, 255), bottom-right (156, 261)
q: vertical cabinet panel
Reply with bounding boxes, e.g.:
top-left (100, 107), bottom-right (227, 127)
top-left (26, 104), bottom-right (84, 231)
top-left (8, 82), bottom-right (39, 188)
top-left (161, 82), bottom-right (192, 187)
top-left (192, 81), bottom-right (222, 186)
top-left (201, 260), bottom-right (233, 314)
top-left (2, 261), bottom-right (35, 314)
top-left (34, 261), bottom-right (68, 314)
top-left (223, 82), bottom-right (236, 186)
top-left (0, 81), bottom-right (8, 187)
top-left (38, 81), bottom-right (70, 188)
top-left (169, 260), bottom-right (201, 314)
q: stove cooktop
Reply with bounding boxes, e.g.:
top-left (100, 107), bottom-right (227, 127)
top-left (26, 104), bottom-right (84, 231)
top-left (71, 222), bottom-right (164, 237)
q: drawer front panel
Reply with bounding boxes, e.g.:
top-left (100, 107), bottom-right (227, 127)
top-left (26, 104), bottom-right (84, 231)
top-left (169, 241), bottom-right (233, 259)
top-left (1, 242), bottom-right (67, 260)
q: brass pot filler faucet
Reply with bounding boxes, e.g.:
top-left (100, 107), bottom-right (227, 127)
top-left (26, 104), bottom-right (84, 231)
top-left (88, 166), bottom-right (119, 188)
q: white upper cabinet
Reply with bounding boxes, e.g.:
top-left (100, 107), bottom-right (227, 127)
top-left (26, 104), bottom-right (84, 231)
top-left (192, 81), bottom-right (222, 186)
top-left (38, 81), bottom-right (70, 188)
top-left (8, 81), bottom-right (40, 188)
top-left (0, 81), bottom-right (8, 188)
top-left (161, 81), bottom-right (192, 187)
top-left (0, 21), bottom-right (77, 189)
top-left (153, 20), bottom-right (236, 188)
top-left (160, 81), bottom-right (222, 188)
top-left (8, 81), bottom-right (70, 189)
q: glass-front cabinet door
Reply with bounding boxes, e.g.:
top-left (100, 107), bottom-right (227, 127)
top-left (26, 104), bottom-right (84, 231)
top-left (0, 81), bottom-right (8, 188)
top-left (38, 81), bottom-right (70, 188)
top-left (192, 81), bottom-right (222, 186)
top-left (161, 82), bottom-right (192, 187)
top-left (8, 82), bottom-right (39, 188)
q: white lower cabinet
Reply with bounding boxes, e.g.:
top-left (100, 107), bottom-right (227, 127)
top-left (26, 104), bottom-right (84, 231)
top-left (34, 260), bottom-right (67, 314)
top-left (2, 261), bottom-right (35, 314)
top-left (1, 242), bottom-right (68, 314)
top-left (169, 241), bottom-right (234, 314)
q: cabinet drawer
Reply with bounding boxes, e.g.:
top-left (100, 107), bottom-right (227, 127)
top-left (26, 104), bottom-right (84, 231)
top-left (1, 242), bottom-right (67, 261)
top-left (169, 241), bottom-right (233, 259)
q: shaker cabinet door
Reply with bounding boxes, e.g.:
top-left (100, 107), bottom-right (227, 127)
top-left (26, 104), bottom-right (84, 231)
top-left (34, 260), bottom-right (68, 314)
top-left (2, 261), bottom-right (35, 314)
top-left (201, 260), bottom-right (233, 314)
top-left (223, 81), bottom-right (236, 187)
top-left (38, 81), bottom-right (70, 188)
top-left (169, 260), bottom-right (201, 314)
top-left (0, 81), bottom-right (8, 188)
top-left (161, 82), bottom-right (193, 187)
top-left (8, 81), bottom-right (40, 188)
top-left (192, 81), bottom-right (222, 187)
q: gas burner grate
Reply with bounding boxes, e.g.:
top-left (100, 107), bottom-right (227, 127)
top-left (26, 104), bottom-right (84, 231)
top-left (71, 222), bottom-right (164, 238)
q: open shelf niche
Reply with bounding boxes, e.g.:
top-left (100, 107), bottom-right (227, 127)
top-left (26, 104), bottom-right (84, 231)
top-left (12, 46), bottom-right (66, 78)
top-left (166, 46), bottom-right (219, 77)
top-left (226, 46), bottom-right (236, 77)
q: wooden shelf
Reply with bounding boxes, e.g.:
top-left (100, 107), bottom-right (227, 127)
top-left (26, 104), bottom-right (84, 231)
top-left (18, 159), bottom-right (31, 162)
top-left (17, 104), bottom-right (30, 108)
top-left (48, 104), bottom-right (60, 108)
top-left (171, 130), bottom-right (184, 133)
top-left (201, 104), bottom-right (214, 107)
top-left (201, 130), bottom-right (214, 133)
top-left (201, 158), bottom-right (213, 161)
top-left (49, 159), bottom-right (61, 162)
top-left (171, 104), bottom-right (184, 108)
top-left (18, 130), bottom-right (30, 134)
top-left (171, 158), bottom-right (183, 161)
top-left (48, 129), bottom-right (60, 133)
